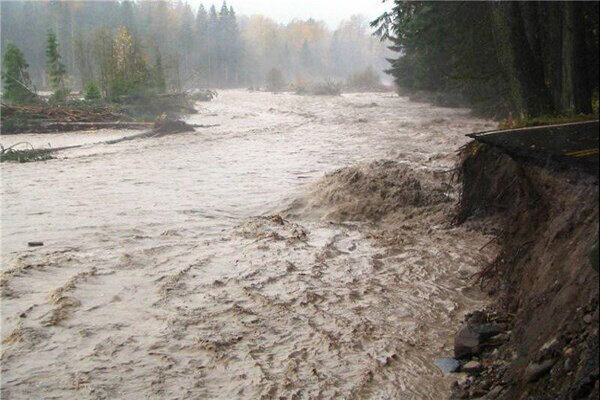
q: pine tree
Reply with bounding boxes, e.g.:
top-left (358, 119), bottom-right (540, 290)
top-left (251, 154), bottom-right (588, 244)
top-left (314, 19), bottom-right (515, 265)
top-left (194, 4), bottom-right (209, 84)
top-left (84, 81), bottom-right (101, 100)
top-left (45, 30), bottom-right (68, 101)
top-left (207, 5), bottom-right (219, 83)
top-left (1, 42), bottom-right (36, 104)
top-left (153, 52), bottom-right (166, 93)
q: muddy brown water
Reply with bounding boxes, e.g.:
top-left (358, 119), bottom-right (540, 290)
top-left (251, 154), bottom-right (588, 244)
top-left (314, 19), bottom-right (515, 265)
top-left (1, 90), bottom-right (497, 399)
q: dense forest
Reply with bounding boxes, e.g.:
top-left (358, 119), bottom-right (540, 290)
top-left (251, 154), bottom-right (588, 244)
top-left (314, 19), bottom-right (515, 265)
top-left (0, 0), bottom-right (390, 92)
top-left (373, 1), bottom-right (600, 118)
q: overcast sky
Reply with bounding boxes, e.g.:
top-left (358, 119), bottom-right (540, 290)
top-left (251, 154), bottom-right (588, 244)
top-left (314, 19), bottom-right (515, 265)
top-left (189, 0), bottom-right (391, 28)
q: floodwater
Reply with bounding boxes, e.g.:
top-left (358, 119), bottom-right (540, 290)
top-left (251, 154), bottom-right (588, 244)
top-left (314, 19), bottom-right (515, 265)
top-left (1, 90), bottom-right (498, 399)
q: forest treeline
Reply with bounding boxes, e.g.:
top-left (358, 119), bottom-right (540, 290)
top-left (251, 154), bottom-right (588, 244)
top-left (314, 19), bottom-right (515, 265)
top-left (373, 1), bottom-right (599, 118)
top-left (0, 0), bottom-right (390, 92)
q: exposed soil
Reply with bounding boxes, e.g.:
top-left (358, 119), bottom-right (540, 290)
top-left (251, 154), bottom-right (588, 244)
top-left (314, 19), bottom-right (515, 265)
top-left (450, 142), bottom-right (599, 400)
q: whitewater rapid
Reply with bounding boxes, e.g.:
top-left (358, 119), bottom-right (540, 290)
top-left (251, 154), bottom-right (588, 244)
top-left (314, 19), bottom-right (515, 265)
top-left (1, 90), bottom-right (497, 399)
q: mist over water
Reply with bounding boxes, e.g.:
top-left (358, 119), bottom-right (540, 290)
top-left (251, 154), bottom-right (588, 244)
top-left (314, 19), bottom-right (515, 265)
top-left (1, 91), bottom-right (498, 399)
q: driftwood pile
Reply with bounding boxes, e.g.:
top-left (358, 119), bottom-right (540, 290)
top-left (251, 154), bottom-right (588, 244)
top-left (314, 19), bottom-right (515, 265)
top-left (1, 103), bottom-right (126, 122)
top-left (0, 103), bottom-right (151, 134)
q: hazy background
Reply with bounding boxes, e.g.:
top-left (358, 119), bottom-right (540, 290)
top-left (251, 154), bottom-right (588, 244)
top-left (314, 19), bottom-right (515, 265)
top-left (0, 0), bottom-right (394, 90)
top-left (190, 0), bottom-right (391, 28)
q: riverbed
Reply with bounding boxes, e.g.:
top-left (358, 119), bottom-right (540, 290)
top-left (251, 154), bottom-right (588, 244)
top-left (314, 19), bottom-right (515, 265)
top-left (1, 90), bottom-right (497, 399)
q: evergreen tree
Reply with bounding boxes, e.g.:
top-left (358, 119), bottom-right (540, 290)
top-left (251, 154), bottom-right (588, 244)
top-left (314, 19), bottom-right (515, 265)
top-left (153, 52), bottom-right (167, 93)
top-left (1, 42), bottom-right (36, 104)
top-left (92, 27), bottom-right (115, 97)
top-left (194, 4), bottom-right (209, 84)
top-left (84, 81), bottom-right (101, 100)
top-left (207, 5), bottom-right (219, 84)
top-left (372, 1), bottom-right (599, 116)
top-left (1, 1), bottom-right (392, 91)
top-left (45, 30), bottom-right (68, 100)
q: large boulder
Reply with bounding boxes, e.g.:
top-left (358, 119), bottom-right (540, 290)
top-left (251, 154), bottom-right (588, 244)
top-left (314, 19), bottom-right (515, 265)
top-left (455, 324), bottom-right (482, 359)
top-left (454, 322), bottom-right (505, 359)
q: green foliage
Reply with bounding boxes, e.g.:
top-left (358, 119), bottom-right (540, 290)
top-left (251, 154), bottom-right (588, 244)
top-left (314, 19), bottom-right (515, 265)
top-left (49, 88), bottom-right (70, 103)
top-left (372, 2), bottom-right (508, 116)
top-left (152, 53), bottom-right (166, 93)
top-left (373, 1), bottom-right (599, 117)
top-left (45, 30), bottom-right (68, 97)
top-left (266, 68), bottom-right (285, 92)
top-left (84, 81), bottom-right (102, 100)
top-left (1, 2), bottom-right (388, 91)
top-left (1, 42), bottom-right (36, 104)
top-left (108, 27), bottom-right (150, 100)
top-left (1, 144), bottom-right (53, 163)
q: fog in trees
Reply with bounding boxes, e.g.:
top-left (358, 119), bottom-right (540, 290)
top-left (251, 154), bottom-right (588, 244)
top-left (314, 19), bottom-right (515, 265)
top-left (1, 1), bottom-right (391, 92)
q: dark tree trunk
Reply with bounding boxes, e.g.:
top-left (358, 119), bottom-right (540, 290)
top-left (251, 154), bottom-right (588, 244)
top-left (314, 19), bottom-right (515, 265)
top-left (538, 2), bottom-right (564, 111)
top-left (491, 2), bottom-right (555, 116)
top-left (562, 2), bottom-right (592, 114)
top-left (507, 2), bottom-right (555, 115)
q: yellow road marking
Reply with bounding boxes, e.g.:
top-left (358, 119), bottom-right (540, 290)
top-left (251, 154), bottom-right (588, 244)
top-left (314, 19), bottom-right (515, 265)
top-left (565, 148), bottom-right (599, 157)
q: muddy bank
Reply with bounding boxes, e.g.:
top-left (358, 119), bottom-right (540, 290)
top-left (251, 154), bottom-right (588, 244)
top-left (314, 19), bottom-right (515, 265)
top-left (450, 142), bottom-right (599, 399)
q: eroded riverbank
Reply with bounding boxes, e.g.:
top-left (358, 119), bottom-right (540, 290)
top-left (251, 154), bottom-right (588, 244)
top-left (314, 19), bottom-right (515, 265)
top-left (1, 90), bottom-right (497, 399)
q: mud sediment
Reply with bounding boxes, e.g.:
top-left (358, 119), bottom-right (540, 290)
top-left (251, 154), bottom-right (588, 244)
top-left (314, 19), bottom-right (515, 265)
top-left (1, 90), bottom-right (497, 399)
top-left (451, 142), bottom-right (599, 400)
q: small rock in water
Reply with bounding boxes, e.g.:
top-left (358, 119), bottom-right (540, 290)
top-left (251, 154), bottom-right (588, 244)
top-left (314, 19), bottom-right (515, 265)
top-left (28, 241), bottom-right (44, 247)
top-left (435, 358), bottom-right (461, 373)
top-left (462, 361), bottom-right (483, 373)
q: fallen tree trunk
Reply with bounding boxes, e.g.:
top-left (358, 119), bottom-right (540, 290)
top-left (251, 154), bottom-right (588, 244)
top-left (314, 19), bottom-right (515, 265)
top-left (1, 120), bottom-right (153, 134)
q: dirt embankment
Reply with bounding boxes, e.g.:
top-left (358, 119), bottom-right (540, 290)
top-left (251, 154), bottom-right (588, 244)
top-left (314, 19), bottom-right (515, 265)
top-left (451, 142), bottom-right (599, 400)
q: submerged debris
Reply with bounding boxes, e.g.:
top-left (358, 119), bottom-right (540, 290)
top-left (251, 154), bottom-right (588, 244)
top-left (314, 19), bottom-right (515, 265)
top-left (0, 142), bottom-right (54, 163)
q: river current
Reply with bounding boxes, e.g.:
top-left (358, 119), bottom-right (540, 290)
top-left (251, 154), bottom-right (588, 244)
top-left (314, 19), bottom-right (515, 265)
top-left (1, 90), bottom-right (497, 399)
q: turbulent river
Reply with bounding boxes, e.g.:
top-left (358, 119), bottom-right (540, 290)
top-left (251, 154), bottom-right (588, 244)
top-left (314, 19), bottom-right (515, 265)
top-left (1, 90), bottom-right (498, 399)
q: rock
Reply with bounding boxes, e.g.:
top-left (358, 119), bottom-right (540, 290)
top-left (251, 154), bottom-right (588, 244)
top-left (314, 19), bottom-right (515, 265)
top-left (525, 359), bottom-right (556, 382)
top-left (564, 347), bottom-right (574, 358)
top-left (583, 314), bottom-right (593, 324)
top-left (490, 348), bottom-right (500, 360)
top-left (564, 357), bottom-right (574, 372)
top-left (436, 358), bottom-right (461, 373)
top-left (541, 337), bottom-right (558, 352)
top-left (484, 385), bottom-right (503, 399)
top-left (539, 337), bottom-right (560, 359)
top-left (28, 241), bottom-right (44, 247)
top-left (473, 323), bottom-right (505, 340)
top-left (462, 361), bottom-right (483, 373)
top-left (455, 324), bottom-right (482, 358)
top-left (490, 332), bottom-right (510, 343)
top-left (470, 387), bottom-right (488, 397)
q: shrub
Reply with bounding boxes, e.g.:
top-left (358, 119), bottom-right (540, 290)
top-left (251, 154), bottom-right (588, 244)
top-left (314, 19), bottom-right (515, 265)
top-left (84, 81), bottom-right (102, 100)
